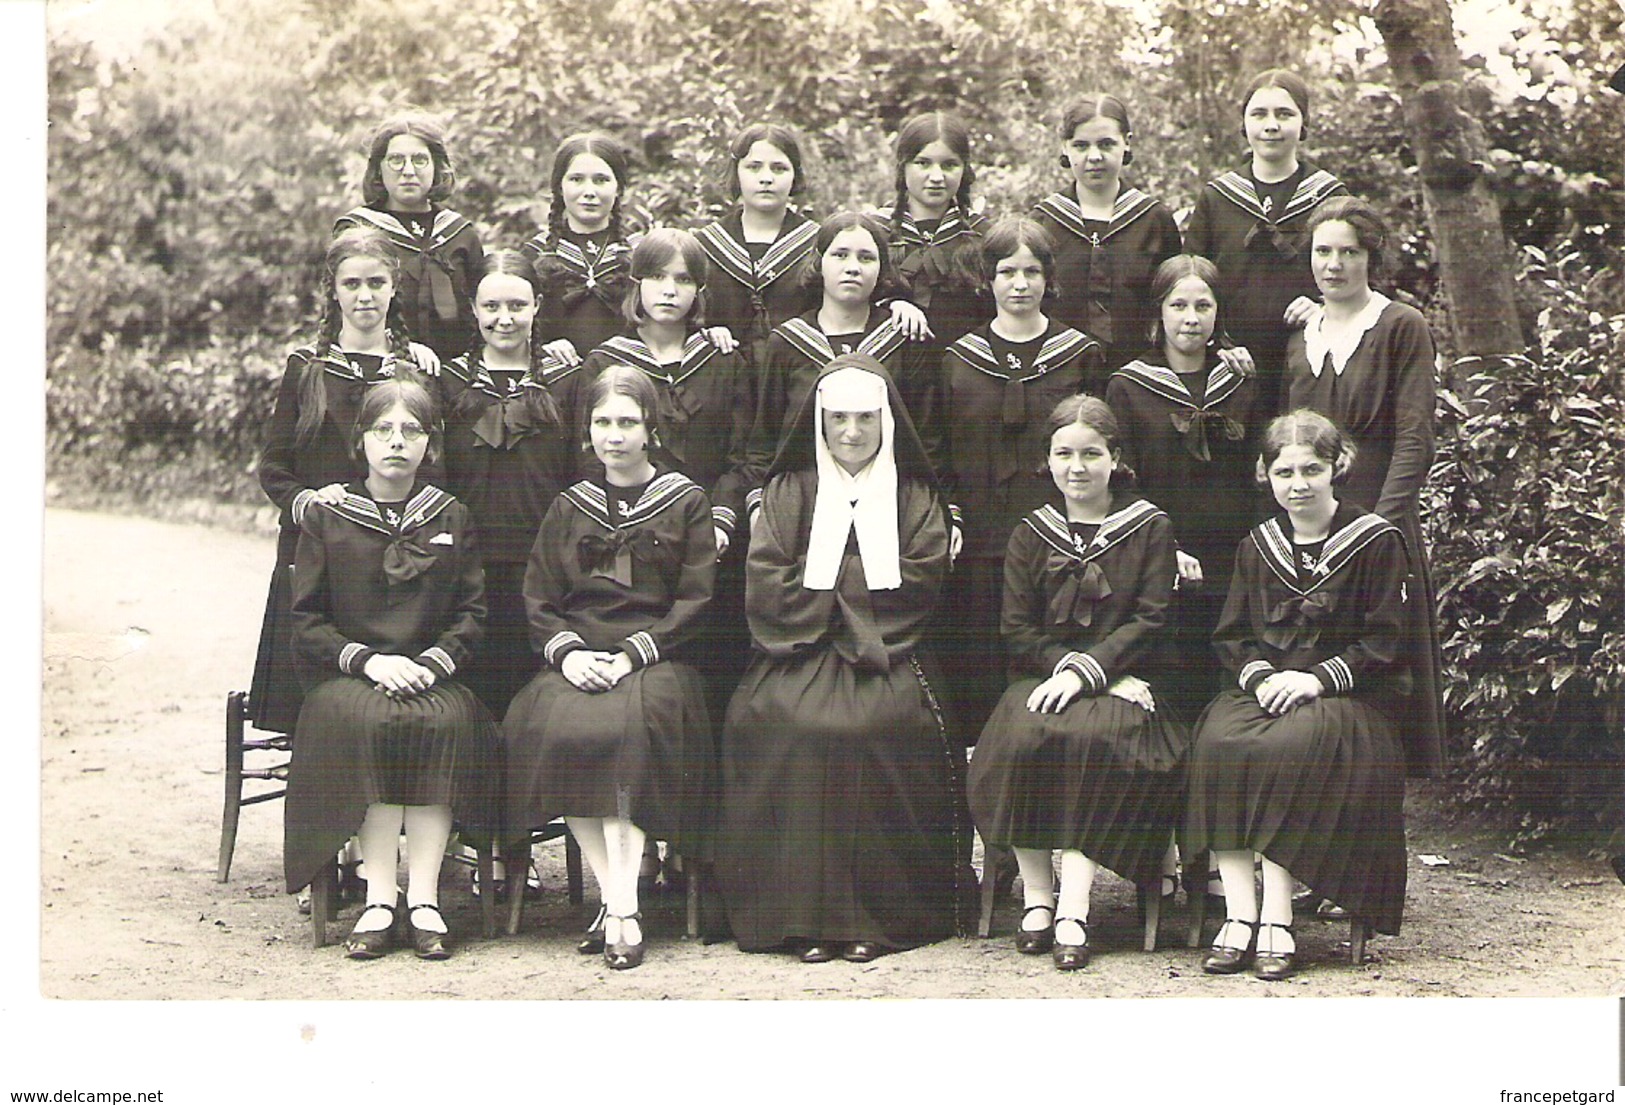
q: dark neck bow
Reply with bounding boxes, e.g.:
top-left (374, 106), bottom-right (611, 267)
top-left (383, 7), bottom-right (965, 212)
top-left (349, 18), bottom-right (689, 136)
top-left (470, 390), bottom-right (545, 450)
top-left (382, 534), bottom-right (437, 587)
top-left (577, 530), bottom-right (659, 587)
top-left (1261, 590), bottom-right (1334, 650)
top-left (1047, 554), bottom-right (1113, 627)
top-left (652, 382), bottom-right (697, 462)
top-left (1243, 220), bottom-right (1299, 259)
top-left (1168, 407), bottom-right (1245, 463)
top-left (418, 251), bottom-right (461, 322)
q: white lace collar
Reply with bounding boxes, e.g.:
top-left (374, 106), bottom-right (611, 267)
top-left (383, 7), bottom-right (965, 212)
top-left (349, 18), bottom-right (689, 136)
top-left (1304, 291), bottom-right (1391, 378)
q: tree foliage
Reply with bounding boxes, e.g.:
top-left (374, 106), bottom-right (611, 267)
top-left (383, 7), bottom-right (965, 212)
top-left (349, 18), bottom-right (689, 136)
top-left (44, 0), bottom-right (1625, 835)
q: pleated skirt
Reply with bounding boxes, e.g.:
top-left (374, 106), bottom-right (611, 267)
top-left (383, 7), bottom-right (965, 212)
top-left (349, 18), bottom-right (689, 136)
top-left (501, 662), bottom-right (715, 859)
top-left (717, 649), bottom-right (973, 952)
top-left (282, 676), bottom-right (501, 893)
top-left (1183, 689), bottom-right (1407, 933)
top-left (968, 682), bottom-right (1190, 886)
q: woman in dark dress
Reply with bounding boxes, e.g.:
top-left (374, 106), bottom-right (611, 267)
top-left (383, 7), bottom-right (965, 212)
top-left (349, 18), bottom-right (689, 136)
top-left (283, 378), bottom-right (500, 960)
top-left (502, 365), bottom-right (717, 970)
top-left (1106, 255), bottom-right (1260, 723)
top-left (968, 396), bottom-right (1185, 969)
top-left (1285, 195), bottom-right (1445, 776)
top-left (718, 354), bottom-right (972, 963)
top-left (1184, 70), bottom-right (1347, 415)
top-left (1185, 410), bottom-right (1413, 981)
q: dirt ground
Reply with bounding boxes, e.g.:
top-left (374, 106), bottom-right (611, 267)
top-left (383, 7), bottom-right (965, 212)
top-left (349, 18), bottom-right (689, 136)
top-left (26, 506), bottom-right (1625, 1093)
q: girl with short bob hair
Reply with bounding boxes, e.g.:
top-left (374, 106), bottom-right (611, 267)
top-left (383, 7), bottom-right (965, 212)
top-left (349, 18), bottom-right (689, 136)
top-left (1185, 408), bottom-right (1412, 981)
top-left (521, 131), bottom-right (637, 368)
top-left (336, 113), bottom-right (484, 361)
top-left (1184, 69), bottom-right (1349, 413)
top-left (1033, 93), bottom-right (1181, 368)
top-left (968, 393), bottom-right (1184, 969)
top-left (882, 110), bottom-right (991, 347)
top-left (503, 363), bottom-right (719, 970)
top-left (284, 376), bottom-right (501, 961)
top-left (936, 215), bottom-right (1103, 742)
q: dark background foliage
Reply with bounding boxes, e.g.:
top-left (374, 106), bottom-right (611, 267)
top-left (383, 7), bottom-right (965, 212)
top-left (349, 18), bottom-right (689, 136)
top-left (44, 0), bottom-right (1624, 841)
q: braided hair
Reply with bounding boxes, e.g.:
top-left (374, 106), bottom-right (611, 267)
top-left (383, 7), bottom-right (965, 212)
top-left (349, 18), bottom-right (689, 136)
top-left (542, 132), bottom-right (630, 247)
top-left (297, 227), bottom-right (414, 447)
top-left (465, 248), bottom-right (561, 426)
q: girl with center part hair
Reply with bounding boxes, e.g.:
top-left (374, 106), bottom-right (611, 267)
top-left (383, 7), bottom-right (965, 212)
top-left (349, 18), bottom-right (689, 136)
top-left (881, 110), bottom-right (992, 349)
top-left (1185, 410), bottom-right (1412, 981)
top-left (1034, 94), bottom-right (1182, 369)
top-left (502, 365), bottom-right (718, 970)
top-left (1184, 69), bottom-right (1347, 415)
top-left (1106, 254), bottom-right (1259, 723)
top-left (967, 395), bottom-right (1185, 969)
top-left (577, 228), bottom-right (754, 724)
top-left (937, 216), bottom-right (1102, 742)
top-left (252, 227), bottom-right (431, 742)
top-left (718, 354), bottom-right (972, 963)
top-left (283, 378), bottom-right (501, 961)
top-left (334, 113), bottom-right (484, 361)
top-left (743, 211), bottom-right (945, 520)
top-left (521, 132), bottom-right (637, 368)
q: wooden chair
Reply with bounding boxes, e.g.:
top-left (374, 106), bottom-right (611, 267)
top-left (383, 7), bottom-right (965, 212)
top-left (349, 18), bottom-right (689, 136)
top-left (976, 842), bottom-right (1166, 951)
top-left (217, 690), bottom-right (290, 883)
top-left (308, 843), bottom-right (497, 949)
top-left (504, 833), bottom-right (707, 942)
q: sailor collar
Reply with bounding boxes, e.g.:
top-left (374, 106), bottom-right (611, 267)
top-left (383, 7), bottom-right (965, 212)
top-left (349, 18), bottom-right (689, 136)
top-left (1023, 498), bottom-right (1164, 563)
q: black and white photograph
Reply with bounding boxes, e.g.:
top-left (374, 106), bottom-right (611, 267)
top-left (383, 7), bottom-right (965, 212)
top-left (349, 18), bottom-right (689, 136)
top-left (18, 0), bottom-right (1625, 1097)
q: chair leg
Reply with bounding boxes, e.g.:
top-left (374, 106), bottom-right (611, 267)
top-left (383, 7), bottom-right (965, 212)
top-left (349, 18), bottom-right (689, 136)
top-left (505, 840), bottom-right (527, 936)
top-left (1350, 918), bottom-right (1370, 965)
top-left (565, 832), bottom-right (584, 905)
top-left (476, 841), bottom-right (495, 940)
top-left (217, 691), bottom-right (248, 883)
top-left (1142, 883), bottom-right (1160, 952)
top-left (1185, 876), bottom-right (1207, 949)
top-left (310, 860), bottom-right (337, 949)
top-left (684, 857), bottom-right (701, 939)
top-left (977, 842), bottom-right (1007, 938)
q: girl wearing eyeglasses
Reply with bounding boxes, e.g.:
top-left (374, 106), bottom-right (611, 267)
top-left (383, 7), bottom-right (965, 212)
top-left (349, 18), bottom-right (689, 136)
top-left (334, 113), bottom-right (485, 362)
top-left (283, 377), bottom-right (501, 961)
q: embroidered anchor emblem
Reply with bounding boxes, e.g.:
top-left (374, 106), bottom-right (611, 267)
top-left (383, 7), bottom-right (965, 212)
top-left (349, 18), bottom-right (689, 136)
top-left (1006, 353), bottom-right (1024, 373)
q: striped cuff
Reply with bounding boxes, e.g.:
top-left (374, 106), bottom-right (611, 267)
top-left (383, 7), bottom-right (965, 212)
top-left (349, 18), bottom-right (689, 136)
top-left (418, 646), bottom-right (456, 679)
top-left (948, 502), bottom-right (963, 526)
top-left (622, 631), bottom-right (660, 670)
top-left (339, 642), bottom-right (375, 676)
top-left (292, 488), bottom-right (317, 527)
top-left (1313, 657), bottom-right (1353, 695)
top-left (1239, 660), bottom-right (1276, 693)
top-left (746, 487), bottom-right (764, 514)
top-left (544, 631), bottom-right (587, 669)
top-left (1055, 651), bottom-right (1107, 695)
top-left (712, 504), bottom-right (738, 537)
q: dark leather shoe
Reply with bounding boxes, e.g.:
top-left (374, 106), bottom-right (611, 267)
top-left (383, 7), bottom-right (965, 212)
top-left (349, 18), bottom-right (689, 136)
top-left (1201, 918), bottom-right (1258, 975)
top-left (604, 912), bottom-right (644, 970)
top-left (408, 903), bottom-right (451, 960)
top-left (1014, 904), bottom-right (1055, 955)
top-left (1052, 917), bottom-right (1089, 971)
top-left (843, 941), bottom-right (885, 963)
top-left (1253, 923), bottom-right (1296, 981)
top-left (577, 905), bottom-right (608, 955)
top-left (800, 943), bottom-right (840, 964)
top-left (344, 903), bottom-right (396, 960)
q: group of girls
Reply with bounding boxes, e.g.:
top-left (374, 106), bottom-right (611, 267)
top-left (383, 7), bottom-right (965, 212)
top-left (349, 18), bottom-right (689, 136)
top-left (251, 64), bottom-right (1445, 981)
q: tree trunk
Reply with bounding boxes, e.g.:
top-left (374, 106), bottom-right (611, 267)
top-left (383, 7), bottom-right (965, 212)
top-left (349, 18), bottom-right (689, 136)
top-left (1374, 0), bottom-right (1524, 381)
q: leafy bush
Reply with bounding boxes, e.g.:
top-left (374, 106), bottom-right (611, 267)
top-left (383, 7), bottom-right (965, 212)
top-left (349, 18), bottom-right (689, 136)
top-left (1426, 249), bottom-right (1624, 843)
